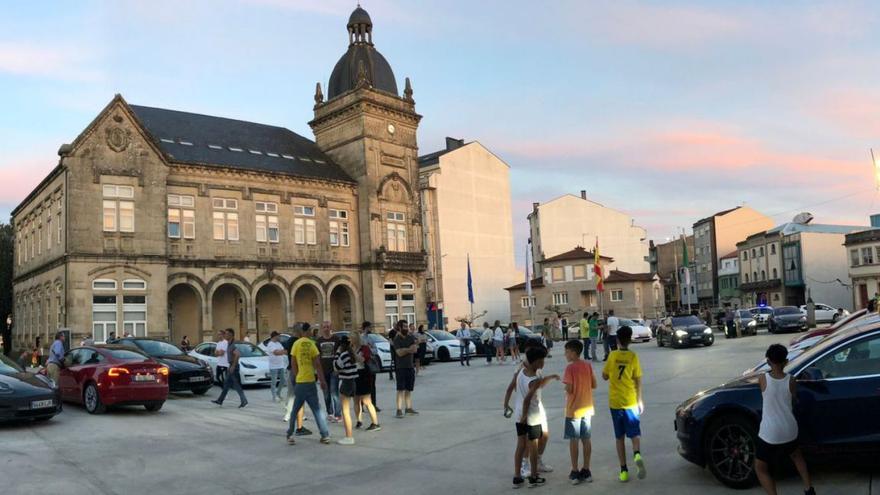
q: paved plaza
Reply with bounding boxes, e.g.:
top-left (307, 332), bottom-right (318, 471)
top-left (2, 332), bottom-right (875, 495)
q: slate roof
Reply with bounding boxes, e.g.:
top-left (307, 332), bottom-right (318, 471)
top-left (128, 105), bottom-right (355, 184)
top-left (845, 228), bottom-right (880, 246)
top-left (604, 270), bottom-right (656, 283)
top-left (505, 277), bottom-right (544, 291)
top-left (418, 137), bottom-right (467, 167)
top-left (720, 250), bottom-right (739, 260)
top-left (543, 246), bottom-right (614, 263)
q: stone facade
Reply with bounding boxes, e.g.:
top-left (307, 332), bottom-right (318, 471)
top-left (845, 228), bottom-right (880, 309)
top-left (10, 9), bottom-right (427, 350)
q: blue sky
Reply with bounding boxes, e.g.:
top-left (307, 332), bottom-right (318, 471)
top-left (2, 0), bottom-right (879, 266)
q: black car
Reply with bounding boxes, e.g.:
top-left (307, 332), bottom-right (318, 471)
top-left (656, 315), bottom-right (715, 348)
top-left (113, 338), bottom-right (213, 394)
top-left (452, 328), bottom-right (492, 356)
top-left (768, 306), bottom-right (807, 333)
top-left (0, 353), bottom-right (62, 422)
top-left (675, 316), bottom-right (880, 488)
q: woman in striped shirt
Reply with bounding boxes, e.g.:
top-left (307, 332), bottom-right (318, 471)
top-left (334, 336), bottom-right (360, 445)
top-left (350, 332), bottom-right (381, 433)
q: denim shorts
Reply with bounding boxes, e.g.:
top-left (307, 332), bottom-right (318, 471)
top-left (610, 407), bottom-right (641, 439)
top-left (563, 416), bottom-right (592, 440)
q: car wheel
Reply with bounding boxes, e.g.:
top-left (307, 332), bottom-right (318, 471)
top-left (704, 415), bottom-right (758, 489)
top-left (84, 383), bottom-right (105, 415)
top-left (192, 387), bottom-right (211, 396)
top-left (437, 346), bottom-right (450, 362)
top-left (704, 337), bottom-right (714, 347)
top-left (144, 401), bottom-right (164, 412)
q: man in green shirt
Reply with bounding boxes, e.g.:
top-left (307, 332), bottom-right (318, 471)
top-left (588, 313), bottom-right (600, 362)
top-left (578, 312), bottom-right (591, 360)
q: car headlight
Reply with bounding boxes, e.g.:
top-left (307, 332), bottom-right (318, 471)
top-left (703, 328), bottom-right (713, 334)
top-left (799, 317), bottom-right (807, 323)
top-left (675, 330), bottom-right (688, 337)
top-left (748, 320), bottom-right (756, 327)
top-left (241, 362), bottom-right (257, 369)
top-left (36, 374), bottom-right (57, 388)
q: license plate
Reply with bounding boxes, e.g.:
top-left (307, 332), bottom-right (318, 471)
top-left (31, 399), bottom-right (54, 409)
top-left (189, 376), bottom-right (208, 382)
top-left (690, 335), bottom-right (702, 340)
top-left (134, 374), bottom-right (156, 382)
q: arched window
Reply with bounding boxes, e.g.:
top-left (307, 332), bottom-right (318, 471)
top-left (761, 270), bottom-right (766, 281)
top-left (753, 272), bottom-right (758, 281)
top-left (772, 268), bottom-right (778, 279)
top-left (745, 274), bottom-right (750, 283)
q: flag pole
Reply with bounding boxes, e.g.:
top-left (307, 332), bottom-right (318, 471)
top-left (673, 240), bottom-right (680, 312)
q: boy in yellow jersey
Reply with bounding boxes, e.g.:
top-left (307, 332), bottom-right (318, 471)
top-left (602, 326), bottom-right (645, 482)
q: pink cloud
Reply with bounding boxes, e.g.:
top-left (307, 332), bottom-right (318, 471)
top-left (0, 151), bottom-right (58, 209)
top-left (0, 41), bottom-right (102, 81)
top-left (812, 87), bottom-right (880, 140)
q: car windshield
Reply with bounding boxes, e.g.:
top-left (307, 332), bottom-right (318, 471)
top-left (0, 353), bottom-right (23, 374)
top-left (234, 343), bottom-right (266, 357)
top-left (106, 349), bottom-right (149, 361)
top-left (133, 339), bottom-right (184, 357)
top-left (619, 318), bottom-right (636, 326)
top-left (737, 310), bottom-right (752, 318)
top-left (429, 331), bottom-right (457, 341)
top-left (775, 306), bottom-right (801, 316)
top-left (672, 316), bottom-right (701, 327)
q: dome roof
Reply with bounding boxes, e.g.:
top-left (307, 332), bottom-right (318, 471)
top-left (328, 44), bottom-right (398, 99)
top-left (348, 6), bottom-right (372, 27)
top-left (327, 6), bottom-right (398, 99)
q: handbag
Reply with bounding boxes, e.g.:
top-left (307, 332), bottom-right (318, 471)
top-left (366, 355), bottom-right (381, 374)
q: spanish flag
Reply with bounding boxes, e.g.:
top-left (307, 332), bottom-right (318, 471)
top-left (594, 237), bottom-right (604, 292)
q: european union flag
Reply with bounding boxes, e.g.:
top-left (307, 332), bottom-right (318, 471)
top-left (467, 255), bottom-right (474, 304)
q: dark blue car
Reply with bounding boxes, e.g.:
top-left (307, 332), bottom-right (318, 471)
top-left (675, 314), bottom-right (880, 488)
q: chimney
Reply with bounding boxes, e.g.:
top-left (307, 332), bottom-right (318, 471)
top-left (532, 202), bottom-right (539, 214)
top-left (580, 190), bottom-right (587, 200)
top-left (445, 137), bottom-right (465, 151)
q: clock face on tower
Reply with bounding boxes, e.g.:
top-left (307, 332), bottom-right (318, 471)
top-left (387, 123), bottom-right (396, 135)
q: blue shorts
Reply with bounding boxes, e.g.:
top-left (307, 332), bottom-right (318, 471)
top-left (563, 416), bottom-right (592, 440)
top-left (610, 407), bottom-right (641, 439)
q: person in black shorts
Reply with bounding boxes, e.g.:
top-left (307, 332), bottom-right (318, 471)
top-left (392, 320), bottom-right (418, 418)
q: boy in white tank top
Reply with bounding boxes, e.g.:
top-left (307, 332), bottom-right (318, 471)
top-left (756, 344), bottom-right (816, 495)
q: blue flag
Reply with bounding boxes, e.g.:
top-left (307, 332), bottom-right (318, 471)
top-left (467, 255), bottom-right (475, 304)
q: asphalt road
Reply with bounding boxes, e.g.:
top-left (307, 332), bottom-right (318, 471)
top-left (2, 331), bottom-right (875, 495)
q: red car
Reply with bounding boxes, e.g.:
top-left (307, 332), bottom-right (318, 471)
top-left (790, 308), bottom-right (867, 346)
top-left (56, 345), bottom-right (169, 414)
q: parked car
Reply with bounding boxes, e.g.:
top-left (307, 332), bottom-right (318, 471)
top-left (189, 341), bottom-right (271, 385)
top-left (748, 306), bottom-right (774, 326)
top-left (502, 326), bottom-right (545, 352)
top-left (425, 330), bottom-right (476, 362)
top-left (0, 352), bottom-right (61, 422)
top-left (791, 309), bottom-right (867, 346)
top-left (767, 306), bottom-right (807, 333)
top-left (675, 317), bottom-right (880, 488)
top-left (798, 304), bottom-right (849, 324)
top-left (333, 331), bottom-right (404, 370)
top-left (733, 309), bottom-right (758, 336)
top-left (618, 318), bottom-right (652, 342)
top-left (451, 328), bottom-right (491, 356)
top-left (656, 315), bottom-right (715, 348)
top-left (112, 337), bottom-right (213, 395)
top-left (55, 345), bottom-right (168, 414)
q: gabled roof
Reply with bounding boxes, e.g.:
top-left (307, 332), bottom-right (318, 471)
top-left (693, 206), bottom-right (741, 227)
top-left (128, 104), bottom-right (356, 184)
top-left (544, 246), bottom-right (613, 263)
top-left (604, 270), bottom-right (656, 283)
top-left (720, 250), bottom-right (739, 260)
top-left (505, 277), bottom-right (544, 291)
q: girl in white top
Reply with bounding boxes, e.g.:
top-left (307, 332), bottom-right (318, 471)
top-left (493, 322), bottom-right (507, 363)
top-left (755, 344), bottom-right (815, 495)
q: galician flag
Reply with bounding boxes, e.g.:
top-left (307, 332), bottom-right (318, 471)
top-left (594, 237), bottom-right (604, 292)
top-left (681, 234), bottom-right (691, 286)
top-left (525, 241), bottom-right (532, 299)
top-left (467, 254), bottom-right (475, 304)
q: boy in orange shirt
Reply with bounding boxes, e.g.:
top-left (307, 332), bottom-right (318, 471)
top-left (563, 339), bottom-right (597, 484)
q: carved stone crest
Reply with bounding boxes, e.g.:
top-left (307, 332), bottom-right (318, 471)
top-left (105, 126), bottom-right (131, 152)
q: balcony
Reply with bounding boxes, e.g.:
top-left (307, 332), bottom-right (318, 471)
top-left (376, 247), bottom-right (428, 272)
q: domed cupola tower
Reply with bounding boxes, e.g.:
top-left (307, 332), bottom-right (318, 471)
top-left (310, 5), bottom-right (425, 331)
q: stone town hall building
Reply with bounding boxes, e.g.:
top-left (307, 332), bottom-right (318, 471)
top-left (11, 7), bottom-right (429, 348)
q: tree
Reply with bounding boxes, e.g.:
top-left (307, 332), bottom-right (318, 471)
top-left (544, 304), bottom-right (579, 320)
top-left (454, 310), bottom-right (488, 328)
top-left (0, 223), bottom-right (12, 355)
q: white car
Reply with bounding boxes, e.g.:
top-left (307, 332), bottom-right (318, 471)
top-left (748, 306), bottom-right (774, 326)
top-left (619, 318), bottom-right (652, 342)
top-left (799, 304), bottom-right (849, 324)
top-left (425, 330), bottom-right (477, 361)
top-left (334, 331), bottom-right (396, 371)
top-left (189, 341), bottom-right (272, 386)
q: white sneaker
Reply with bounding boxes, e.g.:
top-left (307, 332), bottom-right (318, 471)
top-left (337, 437), bottom-right (355, 446)
top-left (538, 458), bottom-right (553, 473)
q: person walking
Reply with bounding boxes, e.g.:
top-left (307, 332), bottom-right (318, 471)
top-left (755, 344), bottom-right (816, 495)
top-left (561, 317), bottom-right (569, 341)
top-left (392, 320), bottom-right (418, 418)
top-left (282, 324), bottom-right (308, 433)
top-left (46, 331), bottom-right (65, 384)
top-left (494, 321), bottom-right (506, 363)
top-left (316, 322), bottom-right (341, 423)
top-left (212, 329), bottom-right (248, 408)
top-left (286, 324), bottom-right (330, 445)
top-left (214, 330), bottom-right (229, 384)
top-left (350, 331), bottom-right (381, 432)
top-left (334, 335), bottom-right (359, 445)
top-left (604, 310), bottom-right (620, 361)
top-left (360, 321), bottom-right (381, 412)
top-left (481, 322), bottom-right (494, 364)
top-left (266, 331), bottom-right (287, 402)
top-left (602, 326), bottom-right (645, 482)
top-left (458, 321), bottom-right (472, 367)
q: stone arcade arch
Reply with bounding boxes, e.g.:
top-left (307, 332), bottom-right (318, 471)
top-left (254, 284), bottom-right (287, 342)
top-left (168, 283), bottom-right (202, 345)
top-left (211, 283), bottom-right (247, 338)
top-left (292, 282), bottom-right (324, 328)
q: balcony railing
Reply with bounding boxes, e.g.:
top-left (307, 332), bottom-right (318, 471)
top-left (376, 247), bottom-right (428, 272)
